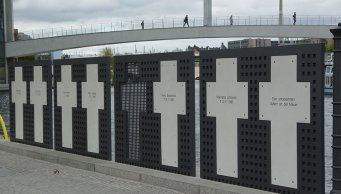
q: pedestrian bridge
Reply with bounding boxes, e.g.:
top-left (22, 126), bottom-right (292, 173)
top-left (6, 15), bottom-right (340, 57)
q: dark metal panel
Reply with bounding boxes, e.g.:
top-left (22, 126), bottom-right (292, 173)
top-left (200, 44), bottom-right (324, 194)
top-left (115, 52), bottom-right (196, 176)
top-left (53, 57), bottom-right (111, 160)
top-left (9, 60), bottom-right (53, 149)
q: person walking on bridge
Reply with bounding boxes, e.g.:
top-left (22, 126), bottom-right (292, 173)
top-left (293, 12), bottom-right (297, 25)
top-left (141, 20), bottom-right (144, 29)
top-left (230, 15), bottom-right (234, 25)
top-left (183, 15), bottom-right (189, 27)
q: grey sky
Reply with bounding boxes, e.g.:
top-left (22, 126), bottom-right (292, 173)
top-left (12, 0), bottom-right (341, 54)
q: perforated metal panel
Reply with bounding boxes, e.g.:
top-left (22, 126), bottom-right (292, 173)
top-left (9, 61), bottom-right (52, 149)
top-left (115, 52), bottom-right (195, 176)
top-left (54, 58), bottom-right (111, 160)
top-left (200, 44), bottom-right (324, 193)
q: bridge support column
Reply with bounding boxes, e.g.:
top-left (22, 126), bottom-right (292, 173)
top-left (204, 0), bottom-right (212, 26)
top-left (5, 0), bottom-right (14, 42)
top-left (331, 23), bottom-right (341, 194)
top-left (279, 0), bottom-right (283, 25)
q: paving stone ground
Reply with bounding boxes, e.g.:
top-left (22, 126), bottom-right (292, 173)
top-left (0, 150), bottom-right (183, 194)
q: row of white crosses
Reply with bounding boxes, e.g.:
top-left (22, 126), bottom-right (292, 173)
top-left (152, 57), bottom-right (310, 189)
top-left (206, 56), bottom-right (310, 189)
top-left (12, 66), bottom-right (47, 143)
top-left (12, 58), bottom-right (310, 188)
top-left (12, 64), bottom-right (104, 154)
top-left (57, 64), bottom-right (104, 154)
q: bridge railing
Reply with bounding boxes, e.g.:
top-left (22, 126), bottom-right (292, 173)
top-left (17, 15), bottom-right (341, 41)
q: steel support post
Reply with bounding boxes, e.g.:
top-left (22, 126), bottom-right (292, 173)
top-left (331, 23), bottom-right (341, 194)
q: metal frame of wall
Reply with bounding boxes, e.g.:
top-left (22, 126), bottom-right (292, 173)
top-left (54, 57), bottom-right (111, 160)
top-left (115, 52), bottom-right (196, 176)
top-left (0, 0), bottom-right (5, 72)
top-left (200, 44), bottom-right (325, 193)
top-left (331, 25), bottom-right (341, 194)
top-left (9, 60), bottom-right (53, 148)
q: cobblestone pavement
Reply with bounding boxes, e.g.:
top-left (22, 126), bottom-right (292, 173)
top-left (0, 150), bottom-right (183, 194)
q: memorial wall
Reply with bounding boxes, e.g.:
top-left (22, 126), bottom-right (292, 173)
top-left (9, 44), bottom-right (325, 193)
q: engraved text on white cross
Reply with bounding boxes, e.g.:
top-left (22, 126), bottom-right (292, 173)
top-left (82, 64), bottom-right (104, 154)
top-left (11, 67), bottom-right (27, 139)
top-left (259, 55), bottom-right (310, 189)
top-left (207, 58), bottom-right (248, 178)
top-left (153, 61), bottom-right (186, 167)
top-left (30, 66), bottom-right (47, 143)
top-left (57, 65), bottom-right (77, 149)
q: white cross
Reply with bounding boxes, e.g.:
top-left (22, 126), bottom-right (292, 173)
top-left (57, 65), bottom-right (77, 149)
top-left (207, 58), bottom-right (248, 178)
top-left (30, 66), bottom-right (47, 143)
top-left (82, 64), bottom-right (104, 154)
top-left (11, 67), bottom-right (27, 140)
top-left (154, 61), bottom-right (186, 167)
top-left (259, 55), bottom-right (310, 189)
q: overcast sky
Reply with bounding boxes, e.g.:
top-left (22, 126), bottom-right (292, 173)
top-left (12, 0), bottom-right (341, 55)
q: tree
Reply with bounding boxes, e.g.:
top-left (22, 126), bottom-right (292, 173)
top-left (320, 39), bottom-right (327, 44)
top-left (326, 42), bottom-right (334, 53)
top-left (100, 47), bottom-right (115, 81)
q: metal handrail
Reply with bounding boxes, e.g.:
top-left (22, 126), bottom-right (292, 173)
top-left (16, 15), bottom-right (341, 41)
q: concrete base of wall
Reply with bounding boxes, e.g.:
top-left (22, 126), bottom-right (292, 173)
top-left (0, 141), bottom-right (275, 194)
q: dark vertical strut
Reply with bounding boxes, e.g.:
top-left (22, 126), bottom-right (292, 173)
top-left (330, 23), bottom-right (341, 194)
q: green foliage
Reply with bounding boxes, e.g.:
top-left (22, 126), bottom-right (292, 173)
top-left (326, 42), bottom-right (334, 53)
top-left (320, 39), bottom-right (327, 44)
top-left (100, 47), bottom-right (115, 80)
top-left (18, 55), bottom-right (35, 62)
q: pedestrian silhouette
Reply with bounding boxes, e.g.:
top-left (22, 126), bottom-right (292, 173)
top-left (141, 20), bottom-right (144, 30)
top-left (221, 42), bottom-right (227, 49)
top-left (230, 15), bottom-right (233, 25)
top-left (293, 12), bottom-right (296, 25)
top-left (183, 15), bottom-right (189, 27)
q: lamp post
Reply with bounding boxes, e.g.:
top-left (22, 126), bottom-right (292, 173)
top-left (278, 0), bottom-right (284, 44)
top-left (330, 22), bottom-right (341, 194)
